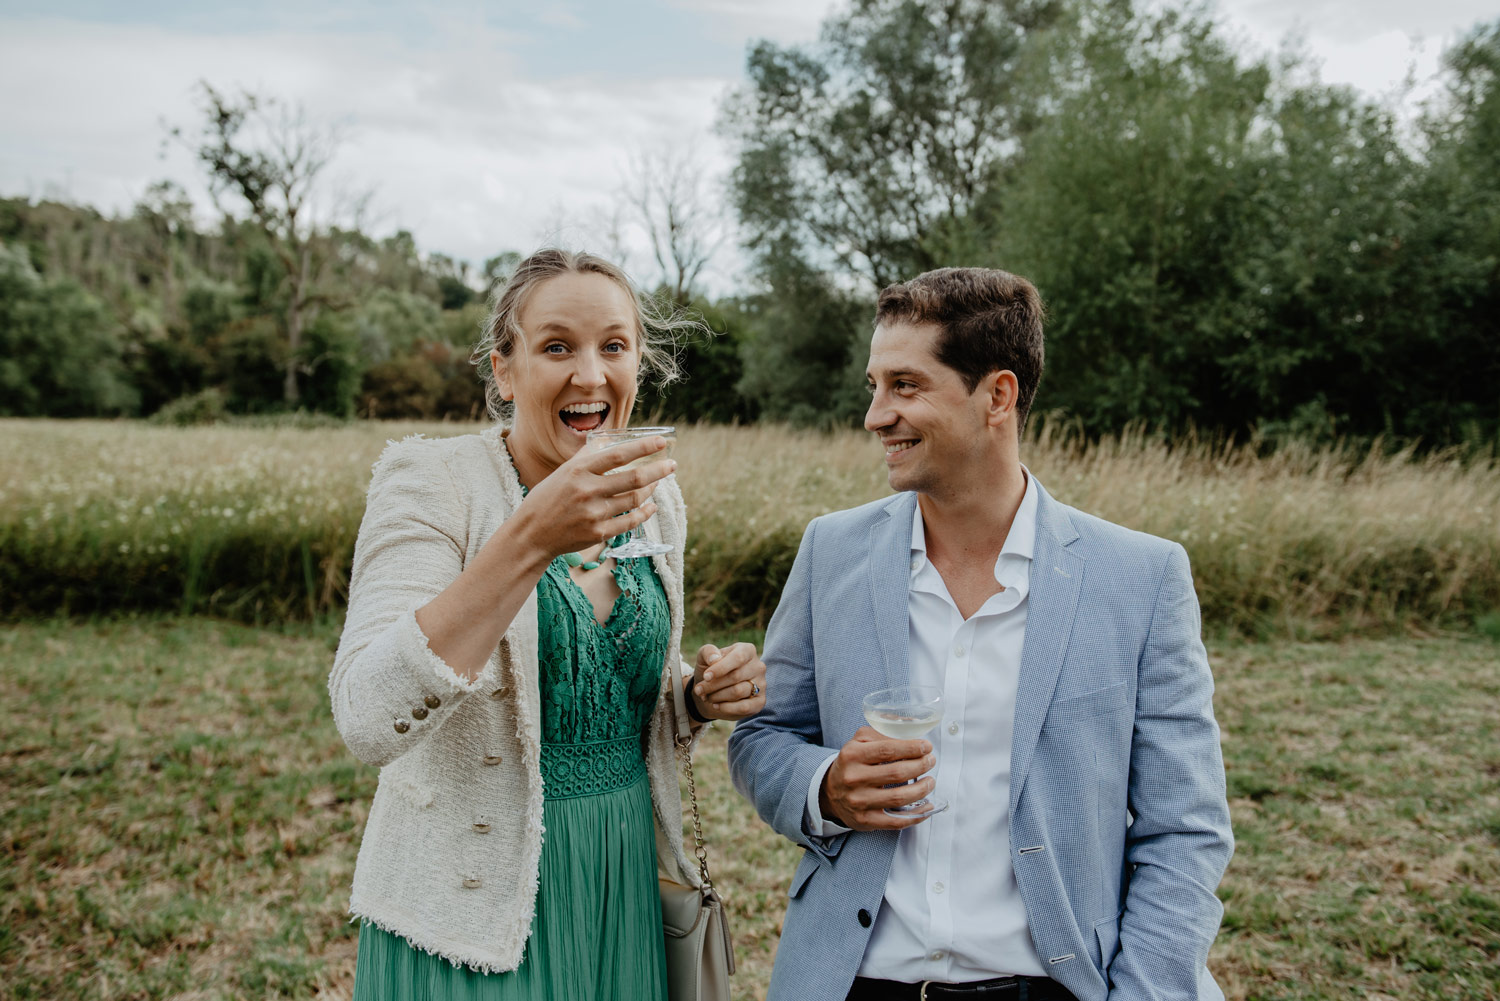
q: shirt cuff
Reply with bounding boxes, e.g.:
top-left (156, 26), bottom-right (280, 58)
top-left (804, 751), bottom-right (853, 838)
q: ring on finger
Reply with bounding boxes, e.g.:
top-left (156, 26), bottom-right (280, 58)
top-left (750, 682), bottom-right (761, 696)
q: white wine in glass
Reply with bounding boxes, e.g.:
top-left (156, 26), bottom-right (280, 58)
top-left (585, 426), bottom-right (675, 560)
top-left (862, 685), bottom-right (949, 819)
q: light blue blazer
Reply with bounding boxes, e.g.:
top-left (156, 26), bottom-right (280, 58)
top-left (727, 482), bottom-right (1233, 1001)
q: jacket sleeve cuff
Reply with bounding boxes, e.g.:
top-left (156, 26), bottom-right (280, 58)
top-left (803, 751), bottom-right (852, 839)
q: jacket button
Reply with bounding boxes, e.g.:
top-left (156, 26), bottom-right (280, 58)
top-left (857, 909), bottom-right (871, 928)
top-left (411, 706), bottom-right (429, 720)
top-left (489, 687), bottom-right (506, 700)
top-left (393, 719), bottom-right (411, 734)
top-left (462, 877), bottom-right (482, 889)
top-left (425, 694), bottom-right (441, 709)
top-left (482, 753), bottom-right (503, 766)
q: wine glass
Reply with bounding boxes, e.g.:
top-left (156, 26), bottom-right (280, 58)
top-left (585, 426), bottom-right (676, 559)
top-left (862, 685), bottom-right (949, 819)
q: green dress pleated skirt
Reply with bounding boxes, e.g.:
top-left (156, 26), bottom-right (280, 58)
top-left (353, 553), bottom-right (673, 1001)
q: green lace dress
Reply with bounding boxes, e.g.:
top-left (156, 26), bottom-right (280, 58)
top-left (353, 552), bottom-right (673, 1000)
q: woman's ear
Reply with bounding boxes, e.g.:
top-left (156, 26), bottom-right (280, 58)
top-left (491, 348), bottom-right (515, 402)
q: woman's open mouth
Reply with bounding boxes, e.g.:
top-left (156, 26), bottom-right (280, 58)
top-left (559, 401), bottom-right (610, 434)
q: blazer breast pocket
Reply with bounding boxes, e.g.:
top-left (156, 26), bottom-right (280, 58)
top-left (1046, 680), bottom-right (1129, 725)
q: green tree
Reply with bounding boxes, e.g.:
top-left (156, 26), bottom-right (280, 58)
top-left (722, 0), bottom-right (1065, 422)
top-left (169, 83), bottom-right (357, 407)
top-left (0, 243), bottom-right (138, 416)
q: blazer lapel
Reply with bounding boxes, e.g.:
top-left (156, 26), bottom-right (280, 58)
top-left (1009, 484), bottom-right (1084, 813)
top-left (867, 493), bottom-right (916, 691)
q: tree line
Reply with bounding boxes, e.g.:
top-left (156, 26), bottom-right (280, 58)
top-left (2, 0), bottom-right (1496, 447)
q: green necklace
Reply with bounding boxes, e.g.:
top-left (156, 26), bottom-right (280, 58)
top-left (519, 484), bottom-right (631, 571)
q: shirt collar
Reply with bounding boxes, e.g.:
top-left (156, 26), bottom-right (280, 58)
top-left (910, 466), bottom-right (1038, 586)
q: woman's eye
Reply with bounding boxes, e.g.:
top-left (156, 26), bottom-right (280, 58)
top-left (544, 343), bottom-right (567, 355)
top-left (603, 342), bottom-right (626, 354)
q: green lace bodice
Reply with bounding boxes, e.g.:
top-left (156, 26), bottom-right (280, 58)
top-left (534, 555), bottom-right (670, 745)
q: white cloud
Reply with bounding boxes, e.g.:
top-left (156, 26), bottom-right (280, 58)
top-left (1211, 0), bottom-right (1490, 100)
top-left (0, 16), bottom-right (735, 283)
top-left (665, 0), bottom-right (840, 45)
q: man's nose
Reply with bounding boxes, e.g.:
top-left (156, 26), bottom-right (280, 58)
top-left (865, 393), bottom-right (894, 433)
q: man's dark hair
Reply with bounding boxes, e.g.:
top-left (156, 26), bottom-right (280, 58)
top-left (875, 267), bottom-right (1045, 433)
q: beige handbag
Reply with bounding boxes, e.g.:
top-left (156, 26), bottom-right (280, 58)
top-left (660, 659), bottom-right (736, 1001)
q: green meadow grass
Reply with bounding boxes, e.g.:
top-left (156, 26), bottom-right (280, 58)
top-left (4, 419), bottom-right (1499, 635)
top-left (2, 618), bottom-right (1496, 999)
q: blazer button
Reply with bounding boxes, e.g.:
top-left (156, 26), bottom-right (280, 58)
top-left (425, 694), bottom-right (441, 709)
top-left (482, 753), bottom-right (503, 766)
top-left (857, 909), bottom-right (871, 928)
top-left (462, 876), bottom-right (483, 889)
top-left (488, 687), bottom-right (507, 700)
top-left (393, 718), bottom-right (411, 734)
top-left (411, 706), bottom-right (429, 720)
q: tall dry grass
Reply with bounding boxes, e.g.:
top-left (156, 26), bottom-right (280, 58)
top-left (2, 419), bottom-right (1496, 633)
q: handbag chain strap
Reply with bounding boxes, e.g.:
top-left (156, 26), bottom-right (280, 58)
top-left (675, 733), bottom-right (714, 891)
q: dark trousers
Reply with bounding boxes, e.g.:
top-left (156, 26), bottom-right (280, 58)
top-left (845, 975), bottom-right (1079, 1000)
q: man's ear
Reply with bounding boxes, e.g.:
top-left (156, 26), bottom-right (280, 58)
top-left (490, 348), bottom-right (515, 402)
top-left (985, 370), bottom-right (1019, 429)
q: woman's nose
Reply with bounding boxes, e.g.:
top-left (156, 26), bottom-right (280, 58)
top-left (572, 353), bottom-right (606, 388)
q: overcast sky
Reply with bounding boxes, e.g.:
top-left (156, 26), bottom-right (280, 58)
top-left (0, 0), bottom-right (1493, 292)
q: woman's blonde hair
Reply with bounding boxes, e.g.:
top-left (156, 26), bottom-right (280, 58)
top-left (472, 248), bottom-right (701, 423)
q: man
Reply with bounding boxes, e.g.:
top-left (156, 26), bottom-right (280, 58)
top-left (727, 268), bottom-right (1233, 1001)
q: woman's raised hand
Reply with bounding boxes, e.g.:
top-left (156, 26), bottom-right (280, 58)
top-left (513, 435), bottom-right (674, 559)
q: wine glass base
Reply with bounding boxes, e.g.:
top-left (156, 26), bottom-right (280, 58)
top-left (884, 797), bottom-right (949, 820)
top-left (602, 539), bottom-right (674, 559)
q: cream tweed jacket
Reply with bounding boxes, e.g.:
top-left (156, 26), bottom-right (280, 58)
top-left (329, 426), bottom-right (700, 974)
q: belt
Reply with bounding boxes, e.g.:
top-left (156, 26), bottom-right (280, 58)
top-left (847, 975), bottom-right (1076, 1001)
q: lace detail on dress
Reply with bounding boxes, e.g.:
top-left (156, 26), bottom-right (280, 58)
top-left (534, 556), bottom-right (671, 746)
top-left (539, 736), bottom-right (648, 799)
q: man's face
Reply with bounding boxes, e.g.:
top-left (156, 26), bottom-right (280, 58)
top-left (864, 320), bottom-right (991, 497)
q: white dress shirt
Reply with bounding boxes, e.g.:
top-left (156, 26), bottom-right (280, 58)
top-left (805, 471), bottom-right (1047, 982)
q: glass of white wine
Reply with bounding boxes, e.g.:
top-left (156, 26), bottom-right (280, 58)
top-left (584, 426), bottom-right (676, 560)
top-left (862, 685), bottom-right (949, 819)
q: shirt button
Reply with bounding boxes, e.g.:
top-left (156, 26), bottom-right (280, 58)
top-left (933, 881), bottom-right (945, 894)
top-left (911, 557), bottom-right (921, 571)
top-left (948, 722), bottom-right (960, 735)
top-left (929, 950), bottom-right (946, 962)
top-left (953, 646), bottom-right (965, 658)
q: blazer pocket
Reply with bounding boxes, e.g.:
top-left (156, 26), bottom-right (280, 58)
top-left (788, 850), bottom-right (819, 899)
top-left (1093, 909), bottom-right (1123, 972)
top-left (1050, 680), bottom-right (1128, 715)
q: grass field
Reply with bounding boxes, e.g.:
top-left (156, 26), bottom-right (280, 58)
top-left (3, 618), bottom-right (1496, 1000)
top-left (4, 419), bottom-right (1498, 634)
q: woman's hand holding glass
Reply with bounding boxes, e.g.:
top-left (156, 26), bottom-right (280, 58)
top-left (689, 642), bottom-right (768, 722)
top-left (510, 434), bottom-right (674, 561)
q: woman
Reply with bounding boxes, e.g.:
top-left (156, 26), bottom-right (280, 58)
top-left (329, 248), bottom-right (767, 999)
